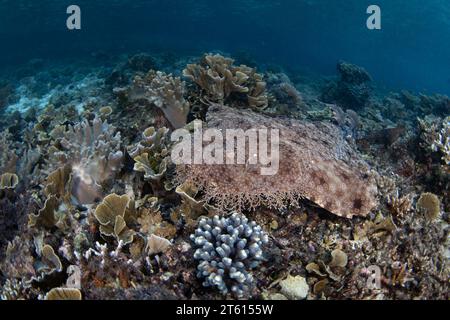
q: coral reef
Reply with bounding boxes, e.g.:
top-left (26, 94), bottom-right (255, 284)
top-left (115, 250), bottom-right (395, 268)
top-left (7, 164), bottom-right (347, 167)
top-left (191, 213), bottom-right (268, 297)
top-left (322, 61), bottom-right (373, 109)
top-left (0, 52), bottom-right (448, 301)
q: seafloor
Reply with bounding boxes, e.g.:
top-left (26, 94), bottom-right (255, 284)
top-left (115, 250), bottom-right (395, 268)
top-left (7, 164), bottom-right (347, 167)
top-left (0, 52), bottom-right (448, 300)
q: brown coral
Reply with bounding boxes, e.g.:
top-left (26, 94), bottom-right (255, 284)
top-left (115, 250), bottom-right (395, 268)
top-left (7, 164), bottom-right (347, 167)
top-left (177, 104), bottom-right (378, 218)
top-left (129, 71), bottom-right (190, 129)
top-left (94, 194), bottom-right (134, 244)
top-left (45, 288), bottom-right (82, 300)
top-left (28, 195), bottom-right (58, 229)
top-left (416, 192), bottom-right (441, 220)
top-left (0, 173), bottom-right (19, 190)
top-left (183, 54), bottom-right (268, 110)
top-left (49, 115), bottom-right (123, 188)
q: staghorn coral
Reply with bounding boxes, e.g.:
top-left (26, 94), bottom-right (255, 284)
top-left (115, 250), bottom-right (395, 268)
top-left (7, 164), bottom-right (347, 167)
top-left (387, 191), bottom-right (414, 218)
top-left (177, 104), bottom-right (378, 218)
top-left (191, 213), bottom-right (268, 298)
top-left (129, 70), bottom-right (190, 129)
top-left (183, 54), bottom-right (268, 110)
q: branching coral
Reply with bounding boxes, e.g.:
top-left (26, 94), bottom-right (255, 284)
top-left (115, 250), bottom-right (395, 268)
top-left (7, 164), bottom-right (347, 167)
top-left (431, 116), bottom-right (450, 165)
top-left (418, 115), bottom-right (450, 165)
top-left (183, 54), bottom-right (268, 110)
top-left (191, 213), bottom-right (268, 297)
top-left (129, 70), bottom-right (190, 129)
top-left (177, 104), bottom-right (378, 218)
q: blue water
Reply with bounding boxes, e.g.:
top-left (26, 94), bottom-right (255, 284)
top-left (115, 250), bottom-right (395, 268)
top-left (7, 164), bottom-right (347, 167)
top-left (1, 0), bottom-right (450, 94)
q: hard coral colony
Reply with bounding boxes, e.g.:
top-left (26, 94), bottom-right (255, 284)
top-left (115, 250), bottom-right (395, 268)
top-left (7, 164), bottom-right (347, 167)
top-left (0, 48), bottom-right (448, 302)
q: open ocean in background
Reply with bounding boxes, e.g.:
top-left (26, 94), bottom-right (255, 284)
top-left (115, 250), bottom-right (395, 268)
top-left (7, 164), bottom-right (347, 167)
top-left (0, 0), bottom-right (449, 94)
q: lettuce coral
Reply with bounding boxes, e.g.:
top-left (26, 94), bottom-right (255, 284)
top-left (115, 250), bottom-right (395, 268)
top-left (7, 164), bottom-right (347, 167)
top-left (129, 70), bottom-right (190, 129)
top-left (183, 54), bottom-right (268, 110)
top-left (45, 288), bottom-right (82, 300)
top-left (129, 127), bottom-right (173, 188)
top-left (49, 115), bottom-right (123, 204)
top-left (94, 193), bottom-right (134, 245)
top-left (0, 173), bottom-right (19, 190)
top-left (177, 104), bottom-right (378, 218)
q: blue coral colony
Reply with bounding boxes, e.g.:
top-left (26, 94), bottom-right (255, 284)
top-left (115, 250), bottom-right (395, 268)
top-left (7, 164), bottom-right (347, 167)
top-left (0, 5), bottom-right (449, 301)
